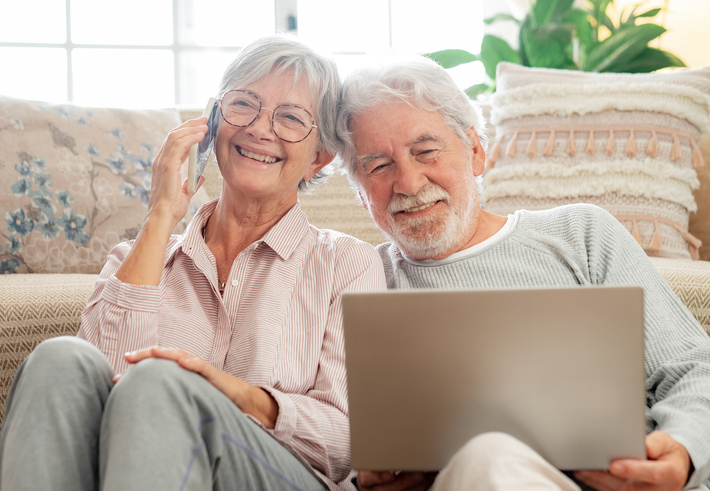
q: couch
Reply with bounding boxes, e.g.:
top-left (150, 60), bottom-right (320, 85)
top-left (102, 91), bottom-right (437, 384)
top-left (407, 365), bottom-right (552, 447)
top-left (1, 86), bottom-right (710, 425)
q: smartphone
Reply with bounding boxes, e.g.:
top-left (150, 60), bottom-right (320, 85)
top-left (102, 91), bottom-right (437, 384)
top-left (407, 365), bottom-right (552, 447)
top-left (188, 97), bottom-right (219, 194)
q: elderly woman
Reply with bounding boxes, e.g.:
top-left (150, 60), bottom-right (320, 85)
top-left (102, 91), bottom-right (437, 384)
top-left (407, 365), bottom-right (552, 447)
top-left (0, 36), bottom-right (384, 490)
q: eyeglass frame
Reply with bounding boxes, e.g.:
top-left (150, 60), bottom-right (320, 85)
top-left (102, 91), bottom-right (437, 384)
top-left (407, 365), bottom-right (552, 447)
top-left (217, 89), bottom-right (318, 143)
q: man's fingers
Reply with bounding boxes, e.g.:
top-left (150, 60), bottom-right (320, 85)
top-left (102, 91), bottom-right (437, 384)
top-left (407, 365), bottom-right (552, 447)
top-left (574, 470), bottom-right (622, 491)
top-left (358, 471), bottom-right (397, 488)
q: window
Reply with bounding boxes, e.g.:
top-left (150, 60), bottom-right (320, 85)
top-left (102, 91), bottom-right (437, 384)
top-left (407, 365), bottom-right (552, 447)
top-left (0, 0), bottom-right (484, 108)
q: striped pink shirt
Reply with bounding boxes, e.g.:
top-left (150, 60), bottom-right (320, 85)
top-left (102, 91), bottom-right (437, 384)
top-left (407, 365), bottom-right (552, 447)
top-left (77, 198), bottom-right (386, 489)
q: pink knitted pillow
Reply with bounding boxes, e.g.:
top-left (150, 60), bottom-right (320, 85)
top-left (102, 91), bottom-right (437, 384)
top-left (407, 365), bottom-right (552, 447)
top-left (484, 63), bottom-right (710, 260)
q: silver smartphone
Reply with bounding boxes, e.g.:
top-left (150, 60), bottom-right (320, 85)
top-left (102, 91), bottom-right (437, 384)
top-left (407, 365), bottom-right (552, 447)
top-left (188, 97), bottom-right (219, 194)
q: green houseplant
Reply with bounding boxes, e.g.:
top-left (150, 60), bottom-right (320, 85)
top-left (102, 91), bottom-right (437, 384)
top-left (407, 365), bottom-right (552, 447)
top-left (428, 0), bottom-right (686, 98)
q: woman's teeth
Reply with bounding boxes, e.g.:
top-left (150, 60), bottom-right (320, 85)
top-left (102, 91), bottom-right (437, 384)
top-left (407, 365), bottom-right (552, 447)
top-left (238, 146), bottom-right (278, 163)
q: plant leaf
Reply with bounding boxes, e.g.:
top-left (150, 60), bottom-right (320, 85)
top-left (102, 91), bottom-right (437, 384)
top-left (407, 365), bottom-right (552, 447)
top-left (522, 24), bottom-right (574, 69)
top-left (484, 13), bottom-right (521, 25)
top-left (531, 0), bottom-right (575, 27)
top-left (564, 8), bottom-right (593, 53)
top-left (464, 83), bottom-right (492, 99)
top-left (608, 46), bottom-right (686, 73)
top-left (479, 34), bottom-right (521, 80)
top-left (636, 8), bottom-right (662, 19)
top-left (425, 49), bottom-right (479, 69)
top-left (584, 23), bottom-right (667, 72)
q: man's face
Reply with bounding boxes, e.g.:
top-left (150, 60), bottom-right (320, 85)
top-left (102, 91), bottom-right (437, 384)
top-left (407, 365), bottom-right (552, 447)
top-left (351, 101), bottom-right (485, 260)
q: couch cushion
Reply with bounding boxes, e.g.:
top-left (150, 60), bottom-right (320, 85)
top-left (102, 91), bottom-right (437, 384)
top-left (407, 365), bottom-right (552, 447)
top-left (689, 133), bottom-right (710, 260)
top-left (0, 96), bottom-right (209, 274)
top-left (485, 63), bottom-right (710, 260)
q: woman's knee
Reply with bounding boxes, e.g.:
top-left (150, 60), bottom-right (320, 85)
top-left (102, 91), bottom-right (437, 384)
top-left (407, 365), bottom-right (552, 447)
top-left (113, 358), bottom-right (201, 400)
top-left (24, 336), bottom-right (112, 381)
top-left (453, 432), bottom-right (535, 465)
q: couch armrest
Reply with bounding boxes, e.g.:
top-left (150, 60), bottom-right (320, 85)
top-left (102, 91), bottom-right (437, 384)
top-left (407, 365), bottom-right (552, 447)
top-left (649, 258), bottom-right (710, 336)
top-left (0, 274), bottom-right (98, 423)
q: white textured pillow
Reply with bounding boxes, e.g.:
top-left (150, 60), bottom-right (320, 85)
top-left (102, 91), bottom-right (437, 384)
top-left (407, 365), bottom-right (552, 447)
top-left (484, 63), bottom-right (710, 260)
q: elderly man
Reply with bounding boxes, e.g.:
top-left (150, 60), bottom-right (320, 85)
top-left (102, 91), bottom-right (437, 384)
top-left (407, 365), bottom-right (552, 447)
top-left (335, 56), bottom-right (710, 491)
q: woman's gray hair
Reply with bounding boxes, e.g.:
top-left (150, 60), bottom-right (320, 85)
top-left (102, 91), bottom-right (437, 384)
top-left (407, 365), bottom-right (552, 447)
top-left (336, 54), bottom-right (488, 187)
top-left (217, 34), bottom-right (340, 192)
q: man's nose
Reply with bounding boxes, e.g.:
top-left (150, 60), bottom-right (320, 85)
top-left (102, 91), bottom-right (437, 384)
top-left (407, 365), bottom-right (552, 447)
top-left (392, 158), bottom-right (429, 196)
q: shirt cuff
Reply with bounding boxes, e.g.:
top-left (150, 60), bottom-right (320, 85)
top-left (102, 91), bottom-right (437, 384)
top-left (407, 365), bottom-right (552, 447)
top-left (101, 275), bottom-right (161, 312)
top-left (260, 385), bottom-right (297, 443)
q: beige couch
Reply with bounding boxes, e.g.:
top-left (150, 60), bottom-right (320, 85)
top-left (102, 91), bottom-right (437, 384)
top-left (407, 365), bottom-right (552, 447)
top-left (1, 105), bottom-right (709, 426)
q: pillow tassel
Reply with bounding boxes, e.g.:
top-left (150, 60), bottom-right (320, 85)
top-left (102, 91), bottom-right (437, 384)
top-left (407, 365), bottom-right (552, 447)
top-left (630, 219), bottom-right (642, 246)
top-left (671, 133), bottom-right (682, 161)
top-left (647, 220), bottom-right (662, 253)
top-left (488, 136), bottom-right (503, 167)
top-left (683, 231), bottom-right (702, 260)
top-left (586, 130), bottom-right (595, 155)
top-left (691, 138), bottom-right (705, 168)
top-left (544, 130), bottom-right (556, 156)
top-left (507, 131), bottom-right (519, 158)
top-left (606, 130), bottom-right (615, 156)
top-left (526, 131), bottom-right (537, 157)
top-left (646, 131), bottom-right (658, 158)
top-left (625, 130), bottom-right (637, 157)
top-left (567, 130), bottom-right (576, 156)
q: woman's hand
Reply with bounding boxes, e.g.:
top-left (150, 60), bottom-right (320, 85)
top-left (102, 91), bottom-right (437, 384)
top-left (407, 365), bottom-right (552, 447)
top-left (119, 346), bottom-right (279, 429)
top-left (149, 118), bottom-right (209, 228)
top-left (114, 118), bottom-right (208, 286)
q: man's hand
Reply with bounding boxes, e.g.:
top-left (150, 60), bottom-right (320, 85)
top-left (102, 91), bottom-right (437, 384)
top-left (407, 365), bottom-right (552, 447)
top-left (574, 431), bottom-right (692, 491)
top-left (116, 346), bottom-right (279, 429)
top-left (358, 471), bottom-right (437, 491)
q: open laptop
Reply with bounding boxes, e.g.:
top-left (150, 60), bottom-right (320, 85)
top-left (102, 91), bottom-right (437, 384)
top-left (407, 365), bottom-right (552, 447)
top-left (342, 286), bottom-right (647, 472)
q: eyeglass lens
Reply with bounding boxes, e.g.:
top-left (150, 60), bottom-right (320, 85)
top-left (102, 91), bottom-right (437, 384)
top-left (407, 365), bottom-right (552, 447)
top-left (220, 90), bottom-right (315, 143)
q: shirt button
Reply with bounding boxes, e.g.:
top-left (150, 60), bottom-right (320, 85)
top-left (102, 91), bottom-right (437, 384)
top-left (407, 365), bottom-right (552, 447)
top-left (231, 280), bottom-right (239, 287)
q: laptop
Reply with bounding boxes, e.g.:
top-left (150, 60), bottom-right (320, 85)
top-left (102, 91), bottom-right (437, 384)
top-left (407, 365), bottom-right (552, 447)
top-left (342, 286), bottom-right (647, 471)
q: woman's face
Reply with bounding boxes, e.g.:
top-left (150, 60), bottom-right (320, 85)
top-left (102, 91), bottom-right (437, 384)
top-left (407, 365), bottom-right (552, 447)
top-left (214, 68), bottom-right (331, 204)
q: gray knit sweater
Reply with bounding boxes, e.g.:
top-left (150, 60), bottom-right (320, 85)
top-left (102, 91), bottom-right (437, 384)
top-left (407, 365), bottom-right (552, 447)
top-left (377, 204), bottom-right (710, 488)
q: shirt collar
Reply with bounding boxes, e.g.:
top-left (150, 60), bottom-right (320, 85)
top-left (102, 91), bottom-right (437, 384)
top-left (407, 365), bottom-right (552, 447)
top-left (172, 198), bottom-right (310, 262)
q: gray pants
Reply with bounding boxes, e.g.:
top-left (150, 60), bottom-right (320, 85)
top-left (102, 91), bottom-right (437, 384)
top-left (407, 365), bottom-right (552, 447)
top-left (0, 337), bottom-right (327, 491)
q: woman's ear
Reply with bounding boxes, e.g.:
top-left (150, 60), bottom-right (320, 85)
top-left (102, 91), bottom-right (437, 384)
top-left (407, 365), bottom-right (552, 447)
top-left (304, 150), bottom-right (335, 181)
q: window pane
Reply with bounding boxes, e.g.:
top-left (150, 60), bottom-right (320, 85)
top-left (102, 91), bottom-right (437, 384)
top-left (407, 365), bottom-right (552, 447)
top-left (0, 48), bottom-right (67, 103)
top-left (183, 0), bottom-right (275, 47)
top-left (298, 0), bottom-right (389, 52)
top-left (391, 0), bottom-right (483, 54)
top-left (71, 0), bottom-right (173, 45)
top-left (73, 49), bottom-right (174, 108)
top-left (0, 0), bottom-right (66, 43)
top-left (179, 50), bottom-right (240, 106)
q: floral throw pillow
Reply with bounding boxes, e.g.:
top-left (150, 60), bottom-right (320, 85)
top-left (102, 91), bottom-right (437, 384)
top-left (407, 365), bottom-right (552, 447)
top-left (0, 95), bottom-right (207, 274)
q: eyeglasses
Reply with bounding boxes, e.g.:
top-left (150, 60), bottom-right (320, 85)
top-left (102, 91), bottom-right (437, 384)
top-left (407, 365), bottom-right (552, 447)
top-left (218, 89), bottom-right (318, 143)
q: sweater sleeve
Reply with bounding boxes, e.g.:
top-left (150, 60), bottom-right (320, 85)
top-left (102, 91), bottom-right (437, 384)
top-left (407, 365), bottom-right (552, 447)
top-left (258, 240), bottom-right (386, 486)
top-left (76, 239), bottom-right (168, 373)
top-left (581, 206), bottom-right (710, 488)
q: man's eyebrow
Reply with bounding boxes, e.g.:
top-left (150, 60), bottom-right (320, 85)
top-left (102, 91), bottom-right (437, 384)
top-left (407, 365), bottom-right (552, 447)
top-left (411, 133), bottom-right (441, 145)
top-left (357, 152), bottom-right (387, 169)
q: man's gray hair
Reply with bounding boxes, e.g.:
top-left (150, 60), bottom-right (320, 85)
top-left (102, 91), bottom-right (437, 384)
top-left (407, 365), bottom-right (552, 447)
top-left (218, 34), bottom-right (340, 192)
top-left (336, 54), bottom-right (488, 186)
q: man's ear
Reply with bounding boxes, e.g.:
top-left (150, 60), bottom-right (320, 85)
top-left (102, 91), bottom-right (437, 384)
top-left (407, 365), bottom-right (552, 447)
top-left (357, 188), bottom-right (369, 211)
top-left (304, 149), bottom-right (335, 181)
top-left (466, 126), bottom-right (486, 177)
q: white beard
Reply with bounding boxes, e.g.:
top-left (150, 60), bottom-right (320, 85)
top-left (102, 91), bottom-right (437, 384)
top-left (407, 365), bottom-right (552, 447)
top-left (377, 177), bottom-right (480, 260)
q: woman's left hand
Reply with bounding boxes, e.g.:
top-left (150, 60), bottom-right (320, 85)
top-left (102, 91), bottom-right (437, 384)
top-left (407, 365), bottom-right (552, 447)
top-left (119, 346), bottom-right (279, 429)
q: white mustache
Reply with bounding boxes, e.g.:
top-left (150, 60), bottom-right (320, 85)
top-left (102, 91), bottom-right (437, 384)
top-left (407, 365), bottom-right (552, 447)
top-left (387, 184), bottom-right (451, 215)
